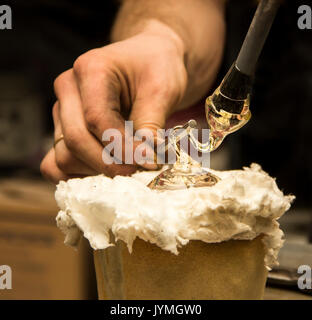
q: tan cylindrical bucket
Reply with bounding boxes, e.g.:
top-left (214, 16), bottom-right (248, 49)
top-left (93, 235), bottom-right (268, 300)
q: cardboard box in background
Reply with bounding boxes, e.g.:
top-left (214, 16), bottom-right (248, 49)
top-left (0, 178), bottom-right (97, 300)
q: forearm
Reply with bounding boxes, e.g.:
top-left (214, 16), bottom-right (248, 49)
top-left (111, 0), bottom-right (226, 107)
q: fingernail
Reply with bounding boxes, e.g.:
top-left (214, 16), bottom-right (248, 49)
top-left (141, 163), bottom-right (160, 170)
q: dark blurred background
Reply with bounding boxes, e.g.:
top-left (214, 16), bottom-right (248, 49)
top-left (0, 1), bottom-right (119, 173)
top-left (225, 0), bottom-right (312, 209)
top-left (0, 0), bottom-right (311, 299)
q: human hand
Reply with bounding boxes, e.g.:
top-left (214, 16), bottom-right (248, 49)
top-left (40, 20), bottom-right (223, 183)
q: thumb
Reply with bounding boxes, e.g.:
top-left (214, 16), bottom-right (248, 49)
top-left (129, 98), bottom-right (169, 170)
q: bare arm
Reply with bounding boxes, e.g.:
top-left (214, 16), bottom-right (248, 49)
top-left (41, 0), bottom-right (226, 183)
top-left (112, 0), bottom-right (226, 109)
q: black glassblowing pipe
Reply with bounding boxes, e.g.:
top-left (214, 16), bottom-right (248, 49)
top-left (214, 0), bottom-right (281, 114)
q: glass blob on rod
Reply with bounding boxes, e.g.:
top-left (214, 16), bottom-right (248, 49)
top-left (148, 0), bottom-right (281, 190)
top-left (147, 119), bottom-right (220, 191)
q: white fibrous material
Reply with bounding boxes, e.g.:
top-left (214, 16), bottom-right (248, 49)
top-left (55, 163), bottom-right (294, 269)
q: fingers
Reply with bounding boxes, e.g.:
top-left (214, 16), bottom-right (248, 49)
top-left (72, 51), bottom-right (158, 170)
top-left (73, 50), bottom-right (126, 142)
top-left (52, 101), bottom-right (98, 176)
top-left (40, 148), bottom-right (96, 184)
top-left (54, 69), bottom-right (139, 177)
top-left (40, 148), bottom-right (70, 184)
top-left (54, 140), bottom-right (98, 176)
top-left (128, 81), bottom-right (178, 166)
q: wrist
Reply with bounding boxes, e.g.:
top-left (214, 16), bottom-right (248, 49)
top-left (113, 18), bottom-right (187, 64)
top-left (141, 19), bottom-right (187, 59)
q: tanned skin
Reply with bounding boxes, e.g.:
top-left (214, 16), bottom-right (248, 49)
top-left (41, 0), bottom-right (226, 183)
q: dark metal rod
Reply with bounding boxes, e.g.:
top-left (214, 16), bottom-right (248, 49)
top-left (236, 0), bottom-right (281, 76)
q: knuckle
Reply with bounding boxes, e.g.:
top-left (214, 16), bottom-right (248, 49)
top-left (63, 127), bottom-right (84, 151)
top-left (73, 49), bottom-right (101, 76)
top-left (73, 49), bottom-right (113, 79)
top-left (165, 84), bottom-right (178, 99)
top-left (52, 102), bottom-right (58, 119)
top-left (53, 76), bottom-right (62, 94)
top-left (160, 81), bottom-right (183, 105)
top-left (150, 82), bottom-right (172, 101)
top-left (73, 55), bottom-right (86, 75)
top-left (84, 109), bottom-right (101, 132)
top-left (169, 84), bottom-right (183, 103)
top-left (53, 70), bottom-right (70, 95)
top-left (40, 157), bottom-right (50, 179)
top-left (40, 155), bottom-right (54, 182)
top-left (55, 152), bottom-right (73, 173)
